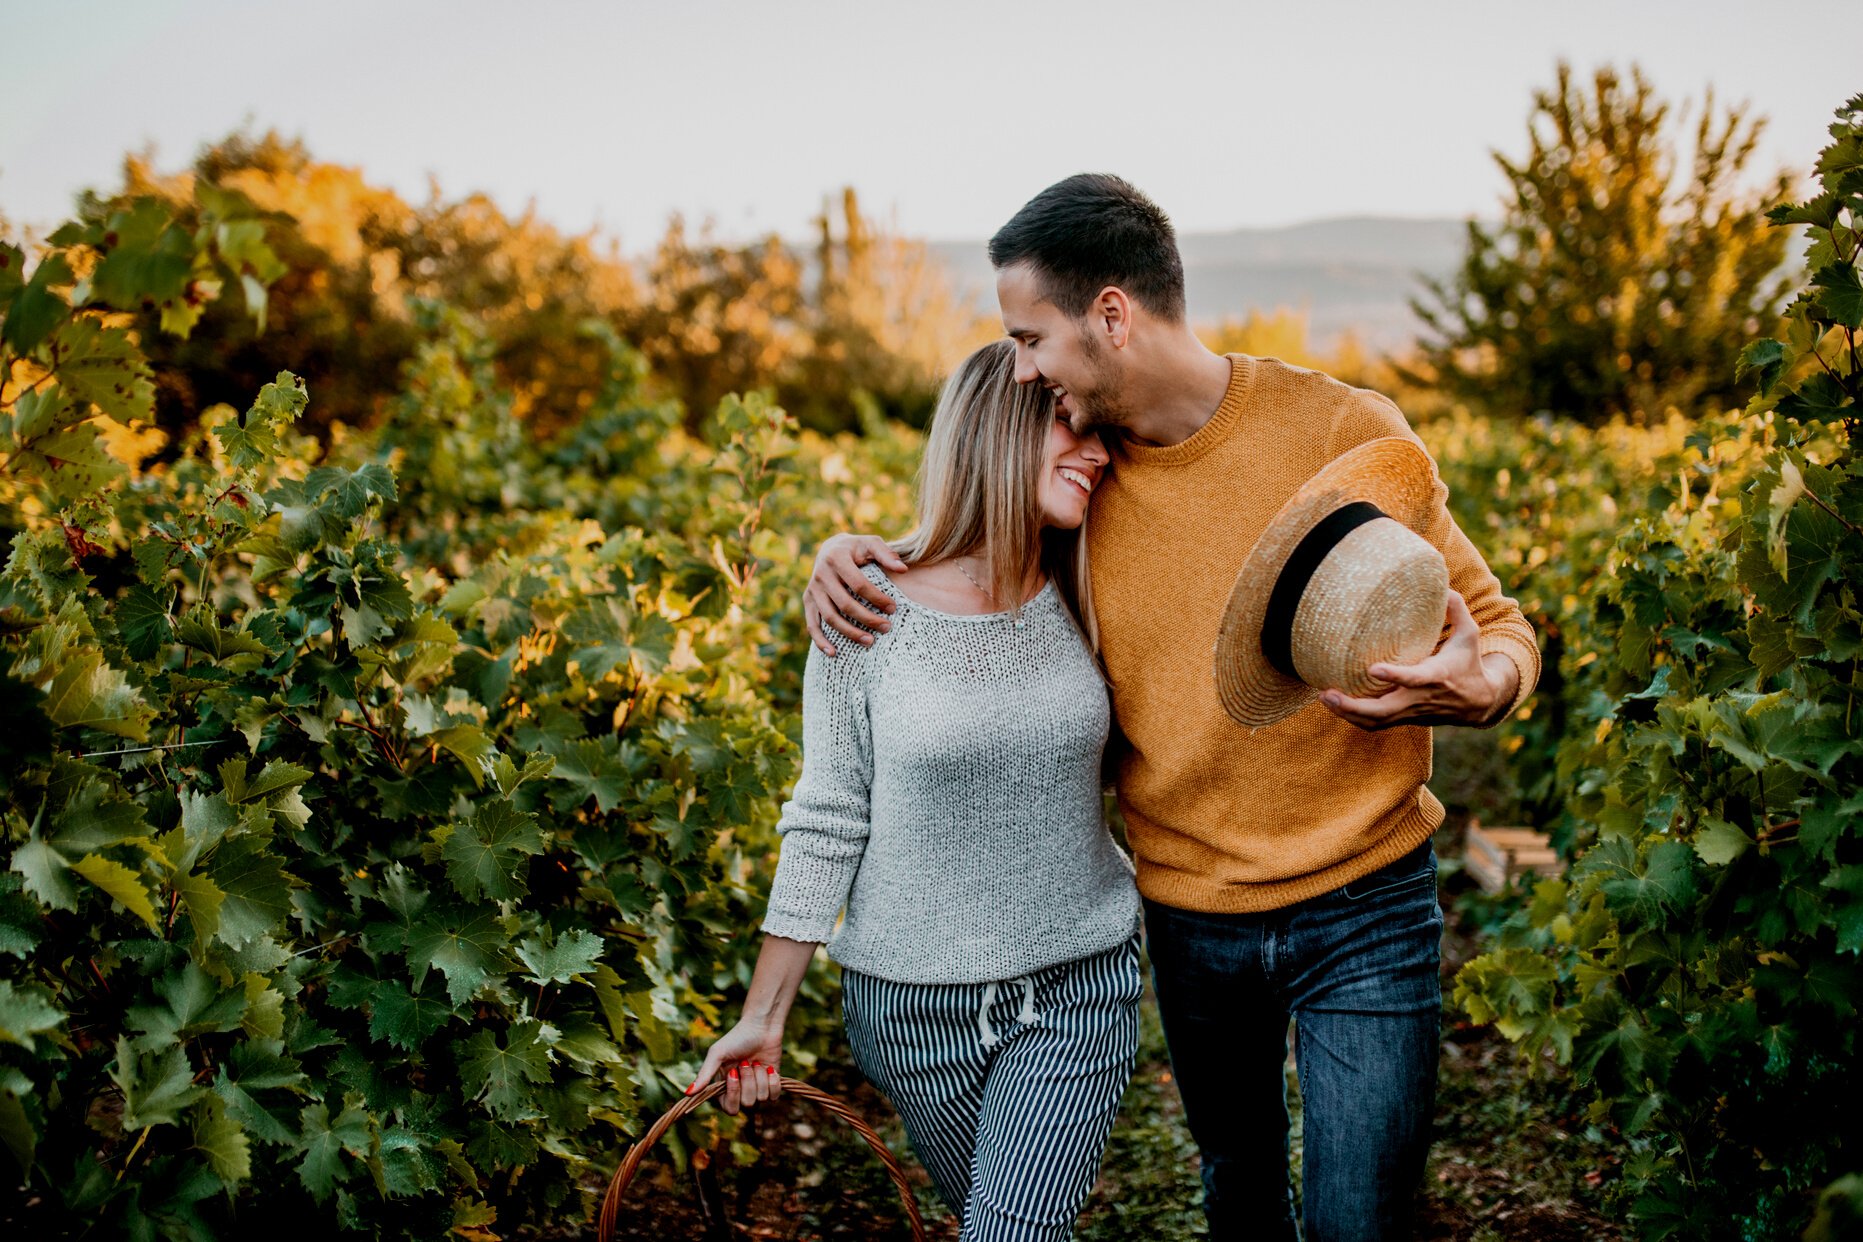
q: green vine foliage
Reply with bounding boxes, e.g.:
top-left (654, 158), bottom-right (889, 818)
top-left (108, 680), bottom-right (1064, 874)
top-left (1454, 97), bottom-right (1863, 1239)
top-left (0, 187), bottom-right (921, 1237)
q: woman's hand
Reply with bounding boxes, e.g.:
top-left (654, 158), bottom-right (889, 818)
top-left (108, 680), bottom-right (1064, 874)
top-left (686, 934), bottom-right (817, 1112)
top-left (689, 1014), bottom-right (787, 1114)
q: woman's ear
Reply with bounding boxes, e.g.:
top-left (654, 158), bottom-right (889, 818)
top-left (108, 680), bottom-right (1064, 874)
top-left (1095, 286), bottom-right (1133, 350)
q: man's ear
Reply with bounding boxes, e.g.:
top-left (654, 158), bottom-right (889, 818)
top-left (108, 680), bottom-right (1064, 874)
top-left (1095, 286), bottom-right (1133, 350)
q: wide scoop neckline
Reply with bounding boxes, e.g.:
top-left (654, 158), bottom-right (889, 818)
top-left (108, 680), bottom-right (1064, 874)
top-left (869, 566), bottom-right (1055, 622)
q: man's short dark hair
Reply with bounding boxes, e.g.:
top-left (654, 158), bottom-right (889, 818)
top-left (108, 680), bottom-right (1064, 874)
top-left (988, 173), bottom-right (1186, 322)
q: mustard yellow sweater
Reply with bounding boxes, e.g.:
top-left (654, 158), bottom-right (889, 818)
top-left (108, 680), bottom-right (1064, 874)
top-left (1086, 355), bottom-right (1540, 913)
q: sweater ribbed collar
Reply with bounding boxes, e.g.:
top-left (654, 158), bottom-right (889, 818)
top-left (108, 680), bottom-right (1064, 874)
top-left (1114, 353), bottom-right (1255, 468)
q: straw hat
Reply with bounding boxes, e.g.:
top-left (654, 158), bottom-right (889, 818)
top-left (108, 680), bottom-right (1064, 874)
top-left (1214, 437), bottom-right (1449, 728)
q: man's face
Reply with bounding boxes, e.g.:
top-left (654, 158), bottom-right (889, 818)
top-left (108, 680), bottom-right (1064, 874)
top-left (996, 262), bottom-right (1131, 434)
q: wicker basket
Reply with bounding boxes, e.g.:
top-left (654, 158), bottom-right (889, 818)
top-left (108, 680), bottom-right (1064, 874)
top-left (597, 1075), bottom-right (929, 1242)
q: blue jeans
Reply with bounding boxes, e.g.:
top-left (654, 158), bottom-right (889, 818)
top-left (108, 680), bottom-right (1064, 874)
top-left (1143, 838), bottom-right (1443, 1242)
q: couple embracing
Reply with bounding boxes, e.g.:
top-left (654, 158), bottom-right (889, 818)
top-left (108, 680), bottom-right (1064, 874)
top-left (689, 175), bottom-right (1539, 1241)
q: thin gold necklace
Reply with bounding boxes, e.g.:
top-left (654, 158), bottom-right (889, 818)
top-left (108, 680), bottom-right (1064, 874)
top-left (952, 557), bottom-right (995, 603)
top-left (953, 557), bottom-right (1029, 629)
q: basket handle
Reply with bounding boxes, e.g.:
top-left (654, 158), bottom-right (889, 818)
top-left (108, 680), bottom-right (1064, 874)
top-left (597, 1075), bottom-right (929, 1242)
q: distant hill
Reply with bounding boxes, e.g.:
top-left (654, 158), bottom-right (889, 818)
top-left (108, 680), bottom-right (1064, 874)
top-left (928, 216), bottom-right (1473, 354)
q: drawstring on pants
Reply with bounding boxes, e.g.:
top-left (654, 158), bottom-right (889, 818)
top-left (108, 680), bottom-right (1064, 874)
top-left (976, 974), bottom-right (1041, 1049)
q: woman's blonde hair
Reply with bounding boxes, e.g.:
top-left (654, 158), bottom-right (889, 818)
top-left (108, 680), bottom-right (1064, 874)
top-left (892, 339), bottom-right (1097, 633)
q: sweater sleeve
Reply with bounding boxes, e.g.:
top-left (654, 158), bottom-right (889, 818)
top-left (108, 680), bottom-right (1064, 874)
top-left (1326, 389), bottom-right (1542, 726)
top-left (760, 633), bottom-right (877, 943)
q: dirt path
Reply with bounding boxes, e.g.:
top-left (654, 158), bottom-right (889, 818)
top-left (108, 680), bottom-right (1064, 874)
top-left (600, 836), bottom-right (1622, 1240)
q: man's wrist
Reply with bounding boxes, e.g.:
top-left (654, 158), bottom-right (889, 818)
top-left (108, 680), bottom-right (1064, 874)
top-left (1472, 652), bottom-right (1519, 726)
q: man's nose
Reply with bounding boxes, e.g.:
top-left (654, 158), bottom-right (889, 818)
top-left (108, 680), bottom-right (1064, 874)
top-left (1012, 345), bottom-right (1040, 385)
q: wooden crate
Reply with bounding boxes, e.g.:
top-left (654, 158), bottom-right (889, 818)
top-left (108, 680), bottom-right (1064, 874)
top-left (1463, 822), bottom-right (1562, 894)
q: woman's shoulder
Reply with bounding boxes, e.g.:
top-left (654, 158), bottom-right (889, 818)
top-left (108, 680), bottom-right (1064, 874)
top-left (811, 562), bottom-right (899, 665)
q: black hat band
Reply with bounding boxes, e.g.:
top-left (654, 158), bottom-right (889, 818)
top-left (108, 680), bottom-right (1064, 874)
top-left (1260, 500), bottom-right (1386, 680)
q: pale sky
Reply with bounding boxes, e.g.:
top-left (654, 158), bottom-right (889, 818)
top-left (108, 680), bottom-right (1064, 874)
top-left (0, 0), bottom-right (1853, 247)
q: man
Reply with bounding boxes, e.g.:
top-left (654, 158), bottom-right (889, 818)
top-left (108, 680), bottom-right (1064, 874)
top-left (805, 174), bottom-right (1538, 1240)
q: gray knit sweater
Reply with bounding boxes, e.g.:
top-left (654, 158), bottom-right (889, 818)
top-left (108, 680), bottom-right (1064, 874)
top-left (761, 564), bottom-right (1142, 985)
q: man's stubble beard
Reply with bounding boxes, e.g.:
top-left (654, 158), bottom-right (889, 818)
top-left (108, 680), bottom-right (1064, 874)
top-left (1064, 324), bottom-right (1136, 435)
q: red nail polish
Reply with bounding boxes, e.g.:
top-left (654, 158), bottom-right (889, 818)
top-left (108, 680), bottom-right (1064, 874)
top-left (685, 1083), bottom-right (694, 1094)
top-left (766, 1066), bottom-right (776, 1076)
top-left (727, 1068), bottom-right (738, 1079)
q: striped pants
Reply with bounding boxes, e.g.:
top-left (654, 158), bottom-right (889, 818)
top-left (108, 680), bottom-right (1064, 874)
top-left (840, 935), bottom-right (1142, 1241)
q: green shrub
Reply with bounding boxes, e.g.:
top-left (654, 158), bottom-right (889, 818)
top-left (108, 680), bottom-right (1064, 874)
top-left (0, 190), bottom-right (918, 1238)
top-left (1454, 96), bottom-right (1863, 1240)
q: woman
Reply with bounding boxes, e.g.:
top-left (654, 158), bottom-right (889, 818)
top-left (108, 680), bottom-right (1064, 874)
top-left (689, 339), bottom-right (1142, 1240)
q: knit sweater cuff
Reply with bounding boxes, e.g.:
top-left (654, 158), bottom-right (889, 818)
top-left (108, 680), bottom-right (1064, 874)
top-left (759, 909), bottom-right (835, 946)
top-left (1477, 630), bottom-right (1541, 728)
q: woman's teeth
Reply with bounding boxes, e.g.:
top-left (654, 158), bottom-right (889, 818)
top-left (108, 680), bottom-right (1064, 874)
top-left (1059, 468), bottom-right (1093, 495)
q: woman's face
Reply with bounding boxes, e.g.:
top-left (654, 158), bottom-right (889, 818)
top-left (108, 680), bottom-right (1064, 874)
top-left (1036, 410), bottom-right (1110, 530)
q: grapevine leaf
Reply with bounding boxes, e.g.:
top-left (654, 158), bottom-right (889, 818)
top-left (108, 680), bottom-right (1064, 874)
top-left (1776, 372), bottom-right (1854, 425)
top-left (1, 252), bottom-right (72, 355)
top-left (458, 1021), bottom-right (551, 1121)
top-left (1810, 259), bottom-right (1863, 329)
top-left (214, 374), bottom-right (307, 469)
top-left (1826, 866), bottom-right (1863, 955)
top-left (208, 834), bottom-right (294, 948)
top-left (1576, 1010), bottom-right (1655, 1085)
top-left (1768, 458), bottom-right (1806, 580)
top-left (515, 928), bottom-right (604, 985)
top-left (550, 737), bottom-right (630, 812)
top-left (428, 725), bottom-right (494, 788)
top-left (1453, 946), bottom-right (1557, 1032)
top-left (297, 1096), bottom-right (370, 1201)
top-left (133, 536), bottom-right (183, 585)
top-left (549, 1013), bottom-right (621, 1066)
top-left (1804, 792), bottom-right (1863, 862)
top-left (10, 383), bottom-right (84, 440)
top-left (50, 776), bottom-right (149, 853)
top-left (1734, 339), bottom-right (1787, 398)
top-left (367, 979), bottom-right (458, 1052)
top-left (116, 585), bottom-right (175, 661)
top-left (87, 198), bottom-right (192, 311)
top-left (10, 834), bottom-right (78, 912)
top-left (11, 422), bottom-right (125, 501)
top-left (1586, 837), bottom-right (1699, 924)
top-left (1712, 693), bottom-right (1854, 778)
top-left (625, 990), bottom-right (674, 1062)
top-left (167, 789), bottom-right (240, 873)
top-left (338, 565), bottom-right (415, 647)
top-left (192, 1096), bottom-right (252, 1186)
top-left (41, 650), bottom-right (154, 740)
top-left (214, 1038), bottom-right (307, 1146)
top-left (490, 751), bottom-right (555, 797)
top-left (1692, 818), bottom-right (1751, 866)
top-left (561, 596), bottom-right (675, 680)
top-left (0, 981), bottom-right (64, 1051)
top-left (240, 759), bottom-right (314, 804)
top-left (48, 318), bottom-right (155, 424)
top-left (0, 241), bottom-right (22, 304)
top-left (588, 964), bottom-right (629, 1044)
top-left (240, 973), bottom-right (285, 1040)
top-left (407, 910), bottom-right (513, 1005)
top-left (126, 962), bottom-right (248, 1049)
top-left (113, 1037), bottom-right (203, 1131)
top-left (1768, 192), bottom-right (1841, 228)
top-left (0, 875), bottom-right (42, 959)
top-left (303, 463), bottom-right (397, 520)
top-left (441, 799), bottom-right (543, 901)
top-left (72, 854), bottom-right (159, 930)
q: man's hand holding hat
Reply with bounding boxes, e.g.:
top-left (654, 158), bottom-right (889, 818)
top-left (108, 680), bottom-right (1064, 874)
top-left (1317, 590), bottom-right (1520, 731)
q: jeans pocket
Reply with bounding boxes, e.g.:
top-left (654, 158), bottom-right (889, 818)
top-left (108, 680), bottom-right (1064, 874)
top-left (1340, 844), bottom-right (1437, 902)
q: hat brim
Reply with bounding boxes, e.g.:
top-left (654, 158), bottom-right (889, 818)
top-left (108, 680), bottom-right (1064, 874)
top-left (1214, 436), bottom-right (1440, 729)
